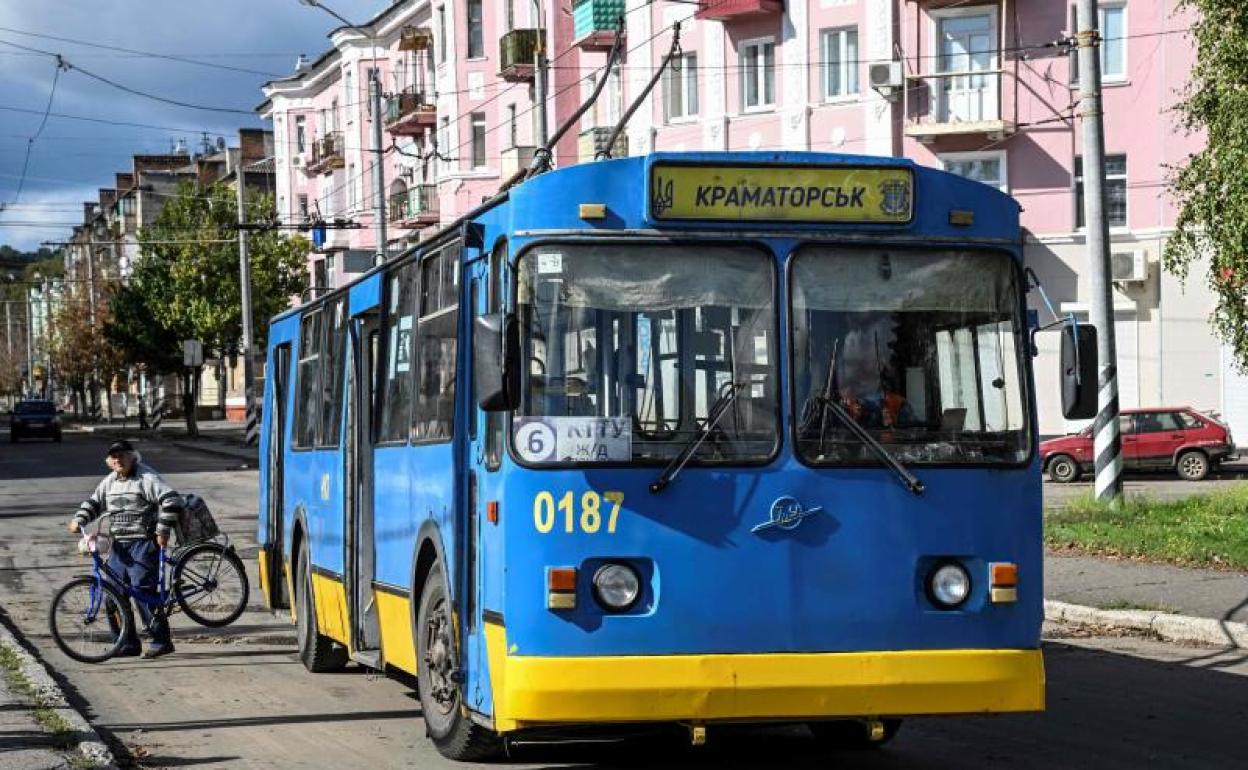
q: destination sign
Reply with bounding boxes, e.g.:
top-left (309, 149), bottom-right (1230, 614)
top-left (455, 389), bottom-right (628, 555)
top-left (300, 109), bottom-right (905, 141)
top-left (649, 164), bottom-right (914, 224)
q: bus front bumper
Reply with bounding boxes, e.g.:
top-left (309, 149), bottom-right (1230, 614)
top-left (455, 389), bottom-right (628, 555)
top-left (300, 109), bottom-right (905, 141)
top-left (485, 635), bottom-right (1044, 732)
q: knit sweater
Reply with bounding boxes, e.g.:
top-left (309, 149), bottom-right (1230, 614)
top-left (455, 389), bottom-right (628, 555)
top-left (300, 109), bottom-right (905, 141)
top-left (73, 463), bottom-right (183, 540)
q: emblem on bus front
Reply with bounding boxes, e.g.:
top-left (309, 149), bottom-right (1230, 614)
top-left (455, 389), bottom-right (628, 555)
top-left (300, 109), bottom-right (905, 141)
top-left (879, 178), bottom-right (911, 218)
top-left (751, 496), bottom-right (824, 534)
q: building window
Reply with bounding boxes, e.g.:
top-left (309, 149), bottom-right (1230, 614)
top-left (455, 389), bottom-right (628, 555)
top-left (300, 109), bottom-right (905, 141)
top-left (665, 53), bottom-right (698, 121)
top-left (438, 117), bottom-right (451, 172)
top-left (344, 69), bottom-right (354, 124)
top-left (295, 116), bottom-right (306, 153)
top-left (821, 27), bottom-right (859, 99)
top-left (1071, 4), bottom-right (1127, 83)
top-left (739, 39), bottom-right (775, 111)
top-left (348, 163), bottom-right (357, 210)
top-left (508, 104), bottom-right (518, 148)
top-left (467, 0), bottom-right (484, 59)
top-left (505, 0), bottom-right (515, 31)
top-left (298, 194), bottom-right (309, 220)
top-left (437, 6), bottom-right (447, 63)
top-left (1074, 154), bottom-right (1127, 229)
top-left (940, 151), bottom-right (1007, 192)
top-left (470, 113), bottom-right (487, 168)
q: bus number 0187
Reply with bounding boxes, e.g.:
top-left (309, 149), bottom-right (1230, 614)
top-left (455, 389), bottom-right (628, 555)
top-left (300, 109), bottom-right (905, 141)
top-left (533, 491), bottom-right (624, 534)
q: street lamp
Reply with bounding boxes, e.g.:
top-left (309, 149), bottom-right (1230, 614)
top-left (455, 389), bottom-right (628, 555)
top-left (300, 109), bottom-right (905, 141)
top-left (297, 0), bottom-right (389, 266)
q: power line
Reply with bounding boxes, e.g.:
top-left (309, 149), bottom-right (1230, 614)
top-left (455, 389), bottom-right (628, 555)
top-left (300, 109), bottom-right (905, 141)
top-left (10, 56), bottom-right (67, 204)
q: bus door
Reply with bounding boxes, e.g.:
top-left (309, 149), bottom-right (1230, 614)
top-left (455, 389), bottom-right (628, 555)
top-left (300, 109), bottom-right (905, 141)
top-left (262, 343), bottom-right (292, 610)
top-left (346, 312), bottom-right (382, 659)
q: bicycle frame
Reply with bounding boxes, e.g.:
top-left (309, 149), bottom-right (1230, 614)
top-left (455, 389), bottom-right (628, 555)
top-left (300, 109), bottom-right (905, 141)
top-left (83, 544), bottom-right (174, 626)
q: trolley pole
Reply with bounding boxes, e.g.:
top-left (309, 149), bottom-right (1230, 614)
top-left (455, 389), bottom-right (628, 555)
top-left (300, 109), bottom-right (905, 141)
top-left (1076, 0), bottom-right (1122, 504)
top-left (236, 159), bottom-right (259, 446)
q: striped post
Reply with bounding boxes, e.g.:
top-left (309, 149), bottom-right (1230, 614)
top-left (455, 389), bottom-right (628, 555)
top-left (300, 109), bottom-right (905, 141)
top-left (151, 388), bottom-right (165, 433)
top-left (243, 385), bottom-right (259, 446)
top-left (1093, 363), bottom-right (1123, 502)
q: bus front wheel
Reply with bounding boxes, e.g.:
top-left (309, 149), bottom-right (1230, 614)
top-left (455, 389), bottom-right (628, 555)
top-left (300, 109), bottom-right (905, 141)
top-left (295, 542), bottom-right (348, 673)
top-left (808, 719), bottom-right (901, 750)
top-left (416, 563), bottom-right (501, 761)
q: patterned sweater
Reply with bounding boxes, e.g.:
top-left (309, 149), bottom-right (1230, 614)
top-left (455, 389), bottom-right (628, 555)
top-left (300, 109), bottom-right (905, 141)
top-left (73, 463), bottom-right (183, 541)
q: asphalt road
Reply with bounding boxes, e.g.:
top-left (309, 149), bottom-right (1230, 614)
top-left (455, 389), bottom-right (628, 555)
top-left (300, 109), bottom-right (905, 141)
top-left (1, 431), bottom-right (1246, 769)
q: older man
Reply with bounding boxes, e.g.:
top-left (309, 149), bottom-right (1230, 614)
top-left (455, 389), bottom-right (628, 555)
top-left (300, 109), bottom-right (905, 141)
top-left (69, 439), bottom-right (184, 658)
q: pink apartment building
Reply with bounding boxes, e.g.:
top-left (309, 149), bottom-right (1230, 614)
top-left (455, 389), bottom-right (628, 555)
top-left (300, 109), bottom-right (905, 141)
top-left (260, 0), bottom-right (1238, 437)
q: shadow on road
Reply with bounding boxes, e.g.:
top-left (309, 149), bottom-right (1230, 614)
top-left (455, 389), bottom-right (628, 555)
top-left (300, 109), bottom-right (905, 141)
top-left (0, 431), bottom-right (244, 481)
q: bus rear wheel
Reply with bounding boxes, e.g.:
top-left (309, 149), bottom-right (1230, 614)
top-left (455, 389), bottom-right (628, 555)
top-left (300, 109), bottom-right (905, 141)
top-left (295, 542), bottom-right (348, 673)
top-left (808, 719), bottom-right (901, 750)
top-left (416, 563), bottom-right (501, 761)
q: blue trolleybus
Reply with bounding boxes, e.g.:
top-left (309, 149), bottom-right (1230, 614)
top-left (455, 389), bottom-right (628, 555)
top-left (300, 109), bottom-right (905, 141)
top-left (257, 152), bottom-right (1092, 759)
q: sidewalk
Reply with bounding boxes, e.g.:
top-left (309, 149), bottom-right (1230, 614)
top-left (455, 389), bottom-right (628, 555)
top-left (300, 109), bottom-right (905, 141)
top-left (1046, 552), bottom-right (1248, 623)
top-left (0, 674), bottom-right (71, 770)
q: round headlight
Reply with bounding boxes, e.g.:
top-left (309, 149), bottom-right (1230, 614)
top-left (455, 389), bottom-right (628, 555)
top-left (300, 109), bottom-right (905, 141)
top-left (928, 562), bottom-right (971, 609)
top-left (592, 563), bottom-right (641, 611)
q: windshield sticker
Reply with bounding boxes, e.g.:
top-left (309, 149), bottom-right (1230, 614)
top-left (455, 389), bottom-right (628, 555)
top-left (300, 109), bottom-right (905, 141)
top-left (537, 252), bottom-right (564, 274)
top-left (514, 417), bottom-right (632, 463)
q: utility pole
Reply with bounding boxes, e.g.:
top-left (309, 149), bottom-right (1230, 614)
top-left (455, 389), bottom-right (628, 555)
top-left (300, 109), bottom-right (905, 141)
top-left (24, 288), bottom-right (34, 397)
top-left (1076, 0), bottom-right (1122, 504)
top-left (532, 0), bottom-right (548, 147)
top-left (370, 67), bottom-right (389, 265)
top-left (236, 156), bottom-right (259, 446)
top-left (41, 277), bottom-right (54, 402)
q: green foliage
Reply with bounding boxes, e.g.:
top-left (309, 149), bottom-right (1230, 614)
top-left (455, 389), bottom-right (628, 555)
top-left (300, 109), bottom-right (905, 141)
top-left (110, 181), bottom-right (309, 370)
top-left (1165, 1), bottom-right (1248, 366)
top-left (1045, 484), bottom-right (1248, 570)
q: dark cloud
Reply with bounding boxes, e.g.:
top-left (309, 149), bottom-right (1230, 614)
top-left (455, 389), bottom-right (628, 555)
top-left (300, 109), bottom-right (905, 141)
top-left (0, 0), bottom-right (385, 248)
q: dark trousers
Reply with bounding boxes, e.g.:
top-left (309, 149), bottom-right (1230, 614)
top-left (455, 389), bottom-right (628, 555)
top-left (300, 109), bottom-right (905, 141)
top-left (107, 538), bottom-right (171, 649)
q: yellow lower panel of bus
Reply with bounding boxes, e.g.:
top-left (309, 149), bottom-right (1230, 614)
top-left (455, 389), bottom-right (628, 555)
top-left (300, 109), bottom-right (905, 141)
top-left (283, 560), bottom-right (296, 625)
top-left (257, 550), bottom-right (271, 609)
top-left (310, 572), bottom-right (349, 647)
top-left (374, 589), bottom-right (417, 675)
top-left (484, 624), bottom-right (1043, 732)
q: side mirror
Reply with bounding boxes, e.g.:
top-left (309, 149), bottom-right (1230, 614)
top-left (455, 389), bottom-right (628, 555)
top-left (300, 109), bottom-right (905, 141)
top-left (474, 312), bottom-right (520, 412)
top-left (1060, 323), bottom-right (1098, 420)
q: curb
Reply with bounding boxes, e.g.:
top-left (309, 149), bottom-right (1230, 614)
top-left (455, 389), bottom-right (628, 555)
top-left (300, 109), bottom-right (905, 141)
top-left (1045, 599), bottom-right (1248, 648)
top-left (168, 440), bottom-right (256, 464)
top-left (0, 621), bottom-right (118, 769)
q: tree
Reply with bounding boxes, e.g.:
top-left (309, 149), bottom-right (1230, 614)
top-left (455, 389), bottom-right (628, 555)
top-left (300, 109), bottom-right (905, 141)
top-left (123, 180), bottom-right (308, 434)
top-left (49, 299), bottom-right (125, 416)
top-left (1165, 1), bottom-right (1248, 364)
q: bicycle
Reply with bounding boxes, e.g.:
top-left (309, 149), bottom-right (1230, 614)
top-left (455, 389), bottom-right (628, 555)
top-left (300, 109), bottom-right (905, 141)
top-left (48, 512), bottom-right (250, 663)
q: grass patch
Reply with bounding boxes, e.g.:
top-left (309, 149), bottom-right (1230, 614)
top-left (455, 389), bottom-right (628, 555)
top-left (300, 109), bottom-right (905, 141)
top-left (1045, 484), bottom-right (1248, 570)
top-left (0, 644), bottom-right (79, 753)
top-left (1094, 599), bottom-right (1177, 613)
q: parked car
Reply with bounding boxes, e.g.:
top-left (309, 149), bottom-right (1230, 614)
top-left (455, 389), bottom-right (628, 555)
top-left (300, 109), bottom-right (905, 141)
top-left (8, 400), bottom-right (62, 443)
top-left (1041, 407), bottom-right (1236, 482)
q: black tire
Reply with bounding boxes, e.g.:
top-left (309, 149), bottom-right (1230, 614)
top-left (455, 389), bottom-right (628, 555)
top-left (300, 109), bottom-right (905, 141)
top-left (1047, 454), bottom-right (1081, 483)
top-left (173, 543), bottom-right (249, 627)
top-left (1176, 450), bottom-right (1209, 481)
top-left (295, 541), bottom-right (348, 673)
top-left (416, 564), bottom-right (501, 761)
top-left (9, 431), bottom-right (18, 443)
top-left (48, 576), bottom-right (131, 664)
top-left (53, 431), bottom-right (62, 443)
top-left (808, 719), bottom-right (902, 750)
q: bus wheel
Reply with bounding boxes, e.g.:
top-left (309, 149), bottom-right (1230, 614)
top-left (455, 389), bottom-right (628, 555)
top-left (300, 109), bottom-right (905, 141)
top-left (295, 542), bottom-right (348, 673)
top-left (416, 563), bottom-right (501, 761)
top-left (808, 719), bottom-right (901, 750)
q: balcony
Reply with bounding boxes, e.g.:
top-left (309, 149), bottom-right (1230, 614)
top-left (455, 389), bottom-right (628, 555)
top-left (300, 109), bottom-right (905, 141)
top-left (306, 132), bottom-right (345, 174)
top-left (389, 184), bottom-right (439, 228)
top-left (499, 28), bottom-right (542, 82)
top-left (573, 0), bottom-right (625, 50)
top-left (578, 127), bottom-right (627, 164)
top-left (695, 0), bottom-right (783, 22)
top-left (399, 25), bottom-right (433, 52)
top-left (385, 89), bottom-right (436, 136)
top-left (903, 71), bottom-right (1016, 142)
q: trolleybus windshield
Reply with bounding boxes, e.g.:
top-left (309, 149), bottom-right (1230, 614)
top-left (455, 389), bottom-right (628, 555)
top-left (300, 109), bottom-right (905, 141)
top-left (514, 243), bottom-right (778, 466)
top-left (791, 247), bottom-right (1030, 466)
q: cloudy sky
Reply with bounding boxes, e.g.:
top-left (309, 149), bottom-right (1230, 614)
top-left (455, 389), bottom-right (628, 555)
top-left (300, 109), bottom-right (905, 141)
top-left (0, 0), bottom-right (384, 251)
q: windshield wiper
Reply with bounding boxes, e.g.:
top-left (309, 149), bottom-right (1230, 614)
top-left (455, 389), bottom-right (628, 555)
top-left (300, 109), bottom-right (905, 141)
top-left (649, 381), bottom-right (744, 494)
top-left (807, 395), bottom-right (926, 496)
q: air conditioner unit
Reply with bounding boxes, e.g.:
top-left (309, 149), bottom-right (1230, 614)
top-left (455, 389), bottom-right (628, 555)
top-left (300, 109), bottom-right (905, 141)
top-left (291, 153), bottom-right (304, 168)
top-left (869, 61), bottom-right (904, 93)
top-left (1111, 250), bottom-right (1148, 283)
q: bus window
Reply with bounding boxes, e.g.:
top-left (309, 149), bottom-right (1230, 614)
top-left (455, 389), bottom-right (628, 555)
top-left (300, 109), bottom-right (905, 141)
top-left (377, 262), bottom-right (418, 444)
top-left (484, 240), bottom-right (506, 470)
top-left (318, 296), bottom-right (348, 447)
top-left (791, 247), bottom-right (1029, 465)
top-left (412, 246), bottom-right (460, 442)
top-left (515, 243), bottom-right (776, 465)
top-left (293, 309), bottom-right (322, 449)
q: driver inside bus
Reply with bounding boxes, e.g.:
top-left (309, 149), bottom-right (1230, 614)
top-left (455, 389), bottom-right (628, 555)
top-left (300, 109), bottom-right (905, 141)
top-left (837, 328), bottom-right (915, 429)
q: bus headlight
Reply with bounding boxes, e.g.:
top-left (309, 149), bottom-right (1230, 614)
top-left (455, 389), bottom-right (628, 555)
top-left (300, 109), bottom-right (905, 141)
top-left (592, 563), bottom-right (640, 611)
top-left (927, 562), bottom-right (971, 609)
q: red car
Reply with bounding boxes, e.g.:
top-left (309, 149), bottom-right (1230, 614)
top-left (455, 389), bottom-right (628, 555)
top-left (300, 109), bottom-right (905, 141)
top-left (1041, 407), bottom-right (1236, 482)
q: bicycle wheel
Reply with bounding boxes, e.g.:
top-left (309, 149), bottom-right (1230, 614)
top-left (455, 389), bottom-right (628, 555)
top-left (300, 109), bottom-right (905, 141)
top-left (172, 542), bottom-right (249, 627)
top-left (48, 576), bottom-right (131, 664)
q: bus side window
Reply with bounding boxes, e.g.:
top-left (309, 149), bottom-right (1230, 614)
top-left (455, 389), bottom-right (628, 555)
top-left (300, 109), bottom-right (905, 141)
top-left (377, 263), bottom-right (418, 444)
top-left (318, 297), bottom-right (348, 447)
top-left (484, 240), bottom-right (506, 470)
top-left (412, 245), bottom-right (460, 443)
top-left (293, 309), bottom-right (323, 449)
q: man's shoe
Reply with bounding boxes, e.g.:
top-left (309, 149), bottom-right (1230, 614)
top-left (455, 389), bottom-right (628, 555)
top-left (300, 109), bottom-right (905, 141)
top-left (116, 647), bottom-right (141, 658)
top-left (142, 644), bottom-right (175, 659)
